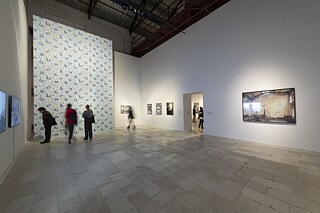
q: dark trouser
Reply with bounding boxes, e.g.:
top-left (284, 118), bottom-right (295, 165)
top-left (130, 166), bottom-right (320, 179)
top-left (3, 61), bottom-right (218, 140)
top-left (199, 119), bottom-right (204, 129)
top-left (84, 120), bottom-right (93, 139)
top-left (68, 124), bottom-right (74, 141)
top-left (44, 124), bottom-right (52, 142)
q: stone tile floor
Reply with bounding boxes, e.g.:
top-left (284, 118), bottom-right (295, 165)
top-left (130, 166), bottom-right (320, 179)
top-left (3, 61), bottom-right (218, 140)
top-left (0, 127), bottom-right (320, 213)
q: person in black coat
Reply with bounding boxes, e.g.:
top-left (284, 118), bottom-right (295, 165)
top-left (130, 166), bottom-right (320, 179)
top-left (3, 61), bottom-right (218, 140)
top-left (82, 105), bottom-right (94, 140)
top-left (38, 107), bottom-right (54, 144)
top-left (198, 107), bottom-right (204, 129)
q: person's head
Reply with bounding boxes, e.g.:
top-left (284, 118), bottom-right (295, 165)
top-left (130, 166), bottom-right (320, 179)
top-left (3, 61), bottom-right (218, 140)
top-left (38, 107), bottom-right (46, 113)
top-left (86, 105), bottom-right (90, 110)
top-left (200, 107), bottom-right (203, 111)
top-left (67, 103), bottom-right (72, 108)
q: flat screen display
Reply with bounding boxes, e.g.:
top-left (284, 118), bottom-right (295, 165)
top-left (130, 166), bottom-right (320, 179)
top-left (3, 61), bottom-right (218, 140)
top-left (0, 90), bottom-right (6, 133)
top-left (9, 96), bottom-right (21, 128)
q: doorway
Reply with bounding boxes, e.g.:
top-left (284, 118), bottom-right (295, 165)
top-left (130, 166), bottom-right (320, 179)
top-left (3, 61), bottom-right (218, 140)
top-left (183, 92), bottom-right (204, 132)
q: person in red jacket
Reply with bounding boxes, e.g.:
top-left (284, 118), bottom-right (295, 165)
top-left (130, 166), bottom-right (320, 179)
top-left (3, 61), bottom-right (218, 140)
top-left (65, 103), bottom-right (77, 144)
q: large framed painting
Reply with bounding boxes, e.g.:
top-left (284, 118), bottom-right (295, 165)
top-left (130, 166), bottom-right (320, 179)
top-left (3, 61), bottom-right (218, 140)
top-left (242, 88), bottom-right (296, 124)
top-left (167, 102), bottom-right (174, 116)
top-left (121, 105), bottom-right (130, 114)
top-left (9, 96), bottom-right (21, 128)
top-left (147, 104), bottom-right (152, 115)
top-left (0, 90), bottom-right (6, 133)
top-left (156, 103), bottom-right (162, 115)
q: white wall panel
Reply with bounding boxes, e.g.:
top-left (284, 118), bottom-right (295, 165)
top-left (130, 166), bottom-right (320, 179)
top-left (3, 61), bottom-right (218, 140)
top-left (140, 0), bottom-right (320, 151)
top-left (114, 52), bottom-right (141, 127)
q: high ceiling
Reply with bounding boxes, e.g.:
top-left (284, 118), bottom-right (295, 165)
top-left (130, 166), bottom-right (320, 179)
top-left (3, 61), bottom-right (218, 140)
top-left (55, 0), bottom-right (230, 57)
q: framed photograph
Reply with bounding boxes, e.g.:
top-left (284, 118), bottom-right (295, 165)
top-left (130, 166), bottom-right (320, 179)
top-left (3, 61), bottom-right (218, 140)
top-left (193, 103), bottom-right (200, 112)
top-left (242, 88), bottom-right (296, 124)
top-left (156, 103), bottom-right (162, 115)
top-left (167, 102), bottom-right (174, 116)
top-left (147, 104), bottom-right (152, 115)
top-left (120, 105), bottom-right (130, 114)
top-left (0, 90), bottom-right (6, 133)
top-left (9, 96), bottom-right (21, 128)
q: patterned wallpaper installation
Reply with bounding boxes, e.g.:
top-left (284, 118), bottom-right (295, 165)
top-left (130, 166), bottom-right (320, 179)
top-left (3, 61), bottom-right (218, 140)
top-left (33, 16), bottom-right (113, 139)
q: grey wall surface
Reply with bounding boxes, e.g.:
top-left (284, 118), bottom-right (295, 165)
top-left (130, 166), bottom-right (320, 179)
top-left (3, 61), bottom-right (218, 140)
top-left (0, 0), bottom-right (28, 183)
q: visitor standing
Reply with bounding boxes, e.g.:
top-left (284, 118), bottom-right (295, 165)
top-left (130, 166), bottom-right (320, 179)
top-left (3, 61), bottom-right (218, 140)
top-left (198, 107), bottom-right (204, 129)
top-left (65, 103), bottom-right (77, 144)
top-left (38, 107), bottom-right (54, 144)
top-left (82, 104), bottom-right (93, 140)
top-left (193, 105), bottom-right (197, 122)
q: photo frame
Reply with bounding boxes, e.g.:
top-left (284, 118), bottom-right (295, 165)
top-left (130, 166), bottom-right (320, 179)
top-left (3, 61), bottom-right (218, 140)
top-left (242, 88), bottom-right (296, 124)
top-left (156, 103), bottom-right (162, 115)
top-left (9, 96), bottom-right (21, 128)
top-left (0, 90), bottom-right (6, 133)
top-left (120, 105), bottom-right (130, 114)
top-left (147, 104), bottom-right (152, 115)
top-left (166, 102), bottom-right (174, 116)
top-left (193, 103), bottom-right (200, 113)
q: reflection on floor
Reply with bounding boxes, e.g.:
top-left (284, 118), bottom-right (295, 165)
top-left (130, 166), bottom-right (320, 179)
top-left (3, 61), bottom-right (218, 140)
top-left (0, 127), bottom-right (320, 213)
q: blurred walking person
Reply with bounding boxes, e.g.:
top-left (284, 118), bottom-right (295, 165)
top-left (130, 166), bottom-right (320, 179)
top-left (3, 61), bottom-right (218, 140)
top-left (127, 106), bottom-right (136, 130)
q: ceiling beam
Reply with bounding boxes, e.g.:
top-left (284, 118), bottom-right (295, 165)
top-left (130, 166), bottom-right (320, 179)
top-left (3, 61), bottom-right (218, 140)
top-left (110, 0), bottom-right (167, 25)
top-left (167, 0), bottom-right (184, 20)
top-left (88, 0), bottom-right (98, 19)
top-left (132, 0), bottom-right (231, 57)
top-left (129, 0), bottom-right (147, 34)
top-left (129, 0), bottom-right (165, 34)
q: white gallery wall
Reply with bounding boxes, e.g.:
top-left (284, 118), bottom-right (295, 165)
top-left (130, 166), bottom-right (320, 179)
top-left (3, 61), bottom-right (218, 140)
top-left (140, 0), bottom-right (320, 151)
top-left (114, 52), bottom-right (141, 127)
top-left (0, 0), bottom-right (28, 183)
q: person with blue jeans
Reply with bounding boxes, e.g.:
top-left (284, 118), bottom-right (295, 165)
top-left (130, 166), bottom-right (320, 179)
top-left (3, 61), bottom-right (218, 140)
top-left (65, 103), bottom-right (77, 144)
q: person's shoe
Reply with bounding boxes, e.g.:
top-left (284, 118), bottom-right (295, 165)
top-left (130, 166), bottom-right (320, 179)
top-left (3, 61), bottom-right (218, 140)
top-left (83, 138), bottom-right (88, 140)
top-left (68, 141), bottom-right (71, 144)
top-left (40, 141), bottom-right (46, 144)
top-left (127, 126), bottom-right (130, 129)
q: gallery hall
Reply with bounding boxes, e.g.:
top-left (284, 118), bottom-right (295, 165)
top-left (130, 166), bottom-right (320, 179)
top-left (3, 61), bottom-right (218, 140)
top-left (1, 0), bottom-right (320, 212)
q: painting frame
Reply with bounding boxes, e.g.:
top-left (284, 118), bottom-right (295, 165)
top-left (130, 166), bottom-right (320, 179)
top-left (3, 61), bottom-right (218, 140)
top-left (147, 104), bottom-right (152, 115)
top-left (120, 105), bottom-right (131, 114)
top-left (0, 90), bottom-right (6, 133)
top-left (166, 102), bottom-right (174, 116)
top-left (156, 103), bottom-right (162, 115)
top-left (242, 88), bottom-right (296, 124)
top-left (8, 95), bottom-right (21, 128)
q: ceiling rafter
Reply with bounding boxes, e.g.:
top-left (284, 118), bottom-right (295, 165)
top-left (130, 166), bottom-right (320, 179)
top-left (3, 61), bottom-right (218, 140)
top-left (132, 0), bottom-right (231, 57)
top-left (110, 0), bottom-right (168, 25)
top-left (54, 0), bottom-right (230, 57)
top-left (97, 0), bottom-right (160, 35)
top-left (129, 0), bottom-right (147, 34)
top-left (88, 0), bottom-right (98, 19)
top-left (130, 0), bottom-right (165, 34)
